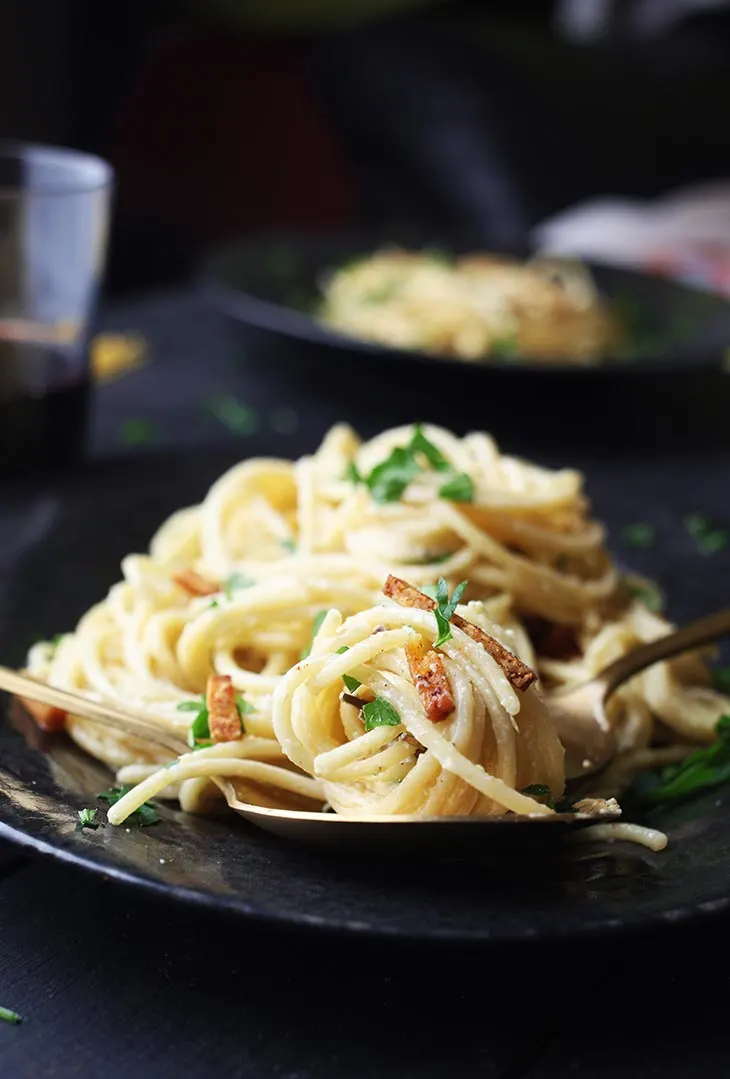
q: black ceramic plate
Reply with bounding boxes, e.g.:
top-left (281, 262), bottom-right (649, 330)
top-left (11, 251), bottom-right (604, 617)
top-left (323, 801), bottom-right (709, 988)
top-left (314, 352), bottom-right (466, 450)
top-left (2, 443), bottom-right (730, 943)
top-left (203, 230), bottom-right (730, 375)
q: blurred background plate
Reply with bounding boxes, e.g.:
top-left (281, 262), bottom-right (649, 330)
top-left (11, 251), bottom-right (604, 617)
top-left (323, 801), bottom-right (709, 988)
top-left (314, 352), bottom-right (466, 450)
top-left (203, 230), bottom-right (730, 374)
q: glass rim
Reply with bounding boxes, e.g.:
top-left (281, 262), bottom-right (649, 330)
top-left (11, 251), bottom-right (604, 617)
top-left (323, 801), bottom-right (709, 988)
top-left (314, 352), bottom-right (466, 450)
top-left (0, 141), bottom-right (113, 199)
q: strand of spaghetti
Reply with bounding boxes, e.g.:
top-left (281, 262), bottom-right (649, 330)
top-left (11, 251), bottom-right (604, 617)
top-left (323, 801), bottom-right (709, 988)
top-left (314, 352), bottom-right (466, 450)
top-left (107, 755), bottom-right (324, 825)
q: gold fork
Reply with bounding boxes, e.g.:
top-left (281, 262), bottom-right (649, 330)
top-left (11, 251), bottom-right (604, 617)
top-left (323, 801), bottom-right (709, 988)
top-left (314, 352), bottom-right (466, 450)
top-left (549, 607), bottom-right (730, 777)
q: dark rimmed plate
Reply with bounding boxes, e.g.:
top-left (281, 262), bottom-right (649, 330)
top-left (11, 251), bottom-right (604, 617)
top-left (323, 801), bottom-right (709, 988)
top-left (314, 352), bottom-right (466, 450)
top-left (2, 442), bottom-right (730, 942)
top-left (202, 230), bottom-right (730, 376)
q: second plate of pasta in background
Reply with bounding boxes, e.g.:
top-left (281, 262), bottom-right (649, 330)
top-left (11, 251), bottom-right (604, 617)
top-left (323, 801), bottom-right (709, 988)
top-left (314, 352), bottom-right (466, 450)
top-left (203, 231), bottom-right (730, 376)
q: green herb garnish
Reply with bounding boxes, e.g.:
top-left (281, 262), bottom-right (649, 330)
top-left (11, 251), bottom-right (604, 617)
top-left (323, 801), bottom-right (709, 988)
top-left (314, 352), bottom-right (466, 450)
top-left (335, 645), bottom-right (361, 691)
top-left (521, 784), bottom-right (555, 809)
top-left (620, 522), bottom-right (655, 548)
top-left (362, 697), bottom-right (402, 732)
top-left (366, 446), bottom-right (421, 504)
top-left (224, 572), bottom-right (254, 600)
top-left (433, 576), bottom-right (468, 648)
top-left (301, 610), bottom-right (328, 659)
top-left (684, 513), bottom-right (728, 555)
top-left (490, 334), bottom-right (519, 359)
top-left (633, 714), bottom-right (730, 805)
top-left (628, 579), bottom-right (664, 612)
top-left (97, 786), bottom-right (160, 826)
top-left (280, 538), bottom-right (296, 553)
top-left (236, 694), bottom-right (255, 721)
top-left (344, 460), bottom-right (362, 485)
top-left (362, 426), bottom-right (474, 505)
top-left (120, 417), bottom-right (157, 445)
top-left (177, 697), bottom-right (211, 747)
top-left (438, 472), bottom-right (474, 503)
top-left (362, 280), bottom-right (399, 305)
top-left (684, 513), bottom-right (711, 537)
top-left (0, 1007), bottom-right (21, 1025)
top-left (77, 807), bottom-right (100, 830)
top-left (410, 424), bottom-right (451, 472)
top-left (207, 394), bottom-right (259, 435)
top-left (209, 599), bottom-right (219, 609)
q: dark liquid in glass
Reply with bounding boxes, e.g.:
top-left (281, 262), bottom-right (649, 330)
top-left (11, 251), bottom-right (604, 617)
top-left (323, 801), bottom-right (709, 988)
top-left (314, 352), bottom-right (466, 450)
top-left (0, 328), bottom-right (89, 474)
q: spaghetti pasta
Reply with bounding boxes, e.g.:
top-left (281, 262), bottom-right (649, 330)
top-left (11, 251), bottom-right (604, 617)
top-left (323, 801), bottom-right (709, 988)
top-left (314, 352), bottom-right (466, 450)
top-left (319, 250), bottom-right (621, 363)
top-left (24, 423), bottom-right (730, 844)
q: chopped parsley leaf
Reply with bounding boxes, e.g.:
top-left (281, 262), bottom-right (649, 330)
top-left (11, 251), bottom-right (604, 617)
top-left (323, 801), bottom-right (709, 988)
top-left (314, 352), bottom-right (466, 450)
top-left (698, 531), bottom-right (728, 556)
top-left (344, 460), bottom-right (362, 485)
top-left (301, 610), bottom-right (328, 659)
top-left (97, 786), bottom-right (160, 827)
top-left (236, 694), bottom-right (255, 729)
top-left (207, 394), bottom-right (259, 436)
top-left (410, 424), bottom-right (451, 472)
top-left (620, 522), bottom-right (655, 548)
top-left (438, 472), bottom-right (474, 502)
top-left (362, 697), bottom-right (401, 732)
top-left (0, 1007), bottom-right (21, 1025)
top-left (366, 446), bottom-right (421, 504)
top-left (433, 577), bottom-right (468, 648)
top-left (335, 645), bottom-right (361, 692)
top-left (521, 784), bottom-right (555, 809)
top-left (684, 513), bottom-right (728, 555)
top-left (632, 714), bottom-right (730, 805)
top-left (628, 579), bottom-right (664, 612)
top-left (224, 572), bottom-right (254, 600)
top-left (177, 697), bottom-right (210, 747)
top-left (361, 280), bottom-right (399, 305)
top-left (684, 513), bottom-right (711, 537)
top-left (77, 807), bottom-right (100, 830)
top-left (209, 599), bottom-right (219, 609)
top-left (490, 334), bottom-right (519, 359)
top-left (361, 425), bottom-right (474, 504)
top-left (120, 417), bottom-right (157, 446)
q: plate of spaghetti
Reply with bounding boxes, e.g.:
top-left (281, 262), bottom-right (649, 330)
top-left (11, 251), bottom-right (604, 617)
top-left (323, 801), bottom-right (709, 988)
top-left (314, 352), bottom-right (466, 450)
top-left (2, 424), bottom-right (730, 942)
top-left (204, 231), bottom-right (730, 374)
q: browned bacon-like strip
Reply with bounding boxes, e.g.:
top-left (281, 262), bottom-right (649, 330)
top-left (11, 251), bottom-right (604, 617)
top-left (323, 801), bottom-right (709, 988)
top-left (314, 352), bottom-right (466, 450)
top-left (18, 696), bottom-right (67, 732)
top-left (405, 637), bottom-right (455, 722)
top-left (173, 569), bottom-right (220, 597)
top-left (383, 574), bottom-right (537, 692)
top-left (206, 674), bottom-right (243, 743)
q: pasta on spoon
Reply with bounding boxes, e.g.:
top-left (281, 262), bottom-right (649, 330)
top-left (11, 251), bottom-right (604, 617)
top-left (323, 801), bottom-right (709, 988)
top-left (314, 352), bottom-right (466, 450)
top-left (21, 423), bottom-right (730, 847)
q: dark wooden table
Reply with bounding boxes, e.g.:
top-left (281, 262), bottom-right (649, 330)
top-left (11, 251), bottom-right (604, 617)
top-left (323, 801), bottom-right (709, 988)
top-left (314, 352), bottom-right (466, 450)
top-left (1, 290), bottom-right (729, 1078)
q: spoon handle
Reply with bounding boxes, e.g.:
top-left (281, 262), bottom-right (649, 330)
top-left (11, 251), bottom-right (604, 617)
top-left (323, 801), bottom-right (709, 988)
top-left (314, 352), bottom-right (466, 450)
top-left (600, 607), bottom-right (730, 699)
top-left (0, 664), bottom-right (186, 754)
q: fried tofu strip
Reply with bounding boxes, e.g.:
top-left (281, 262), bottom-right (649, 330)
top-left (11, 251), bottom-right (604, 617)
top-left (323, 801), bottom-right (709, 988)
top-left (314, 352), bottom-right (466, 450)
top-left (173, 569), bottom-right (220, 596)
top-left (405, 637), bottom-right (455, 722)
top-left (206, 674), bottom-right (243, 743)
top-left (383, 574), bottom-right (537, 692)
top-left (19, 696), bottom-right (66, 732)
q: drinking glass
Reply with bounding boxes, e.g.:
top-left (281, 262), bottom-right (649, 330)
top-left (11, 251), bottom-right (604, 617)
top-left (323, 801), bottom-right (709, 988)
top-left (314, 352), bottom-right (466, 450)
top-left (0, 143), bottom-right (113, 473)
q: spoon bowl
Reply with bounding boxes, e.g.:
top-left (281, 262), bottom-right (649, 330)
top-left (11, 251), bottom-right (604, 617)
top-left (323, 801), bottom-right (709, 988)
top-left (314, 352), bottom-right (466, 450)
top-left (220, 786), bottom-right (616, 856)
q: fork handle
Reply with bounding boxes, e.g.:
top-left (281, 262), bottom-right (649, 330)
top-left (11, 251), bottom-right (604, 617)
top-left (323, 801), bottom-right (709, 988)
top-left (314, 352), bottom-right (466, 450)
top-left (0, 664), bottom-right (187, 754)
top-left (600, 607), bottom-right (730, 699)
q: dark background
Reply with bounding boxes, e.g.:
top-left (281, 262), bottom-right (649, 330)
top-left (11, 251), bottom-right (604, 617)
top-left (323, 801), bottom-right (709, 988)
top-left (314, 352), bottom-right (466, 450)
top-left (2, 0), bottom-right (730, 294)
